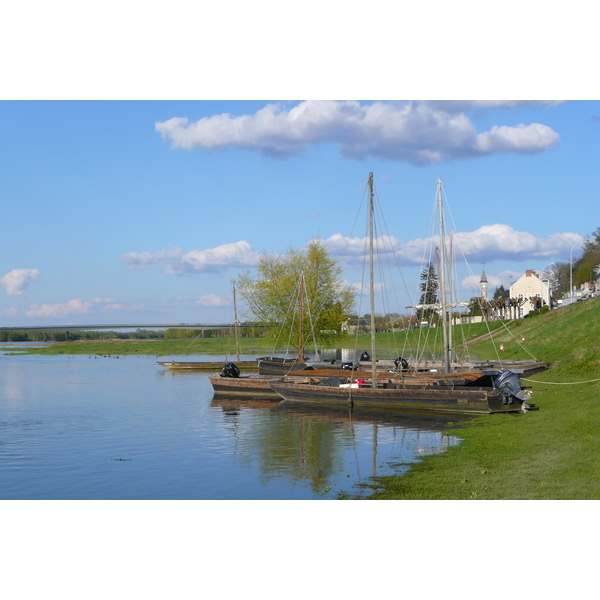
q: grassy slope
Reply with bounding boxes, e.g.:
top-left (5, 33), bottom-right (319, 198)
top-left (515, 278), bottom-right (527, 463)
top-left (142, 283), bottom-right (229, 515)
top-left (366, 298), bottom-right (600, 499)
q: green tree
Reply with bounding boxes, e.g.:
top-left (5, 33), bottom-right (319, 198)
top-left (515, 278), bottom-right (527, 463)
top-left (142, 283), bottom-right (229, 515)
top-left (575, 228), bottom-right (600, 287)
top-left (493, 284), bottom-right (506, 300)
top-left (417, 262), bottom-right (438, 323)
top-left (233, 239), bottom-right (355, 348)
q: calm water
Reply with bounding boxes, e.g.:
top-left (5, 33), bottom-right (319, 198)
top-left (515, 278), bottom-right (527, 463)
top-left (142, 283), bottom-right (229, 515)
top-left (0, 352), bottom-right (463, 499)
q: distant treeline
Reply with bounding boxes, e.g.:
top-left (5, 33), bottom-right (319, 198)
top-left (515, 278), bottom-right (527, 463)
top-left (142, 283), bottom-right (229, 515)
top-left (0, 329), bottom-right (165, 342)
top-left (1, 326), bottom-right (267, 343)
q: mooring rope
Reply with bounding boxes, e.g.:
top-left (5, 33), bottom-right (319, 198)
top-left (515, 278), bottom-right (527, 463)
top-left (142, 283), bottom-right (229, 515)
top-left (521, 377), bottom-right (600, 385)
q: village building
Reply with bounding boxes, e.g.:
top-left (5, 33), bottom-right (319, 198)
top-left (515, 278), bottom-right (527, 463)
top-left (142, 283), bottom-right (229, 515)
top-left (479, 269), bottom-right (488, 301)
top-left (509, 270), bottom-right (551, 318)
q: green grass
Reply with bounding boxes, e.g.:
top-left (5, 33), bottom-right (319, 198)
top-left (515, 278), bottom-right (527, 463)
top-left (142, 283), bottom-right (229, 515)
top-left (0, 336), bottom-right (276, 356)
top-left (363, 298), bottom-right (600, 499)
top-left (1, 320), bottom-right (505, 358)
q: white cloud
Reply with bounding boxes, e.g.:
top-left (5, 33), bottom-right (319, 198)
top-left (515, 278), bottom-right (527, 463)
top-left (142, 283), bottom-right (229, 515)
top-left (24, 298), bottom-right (150, 318)
top-left (1, 269), bottom-right (40, 296)
top-left (26, 299), bottom-right (93, 318)
top-left (121, 241), bottom-right (260, 274)
top-left (197, 294), bottom-right (231, 307)
top-left (451, 226), bottom-right (584, 263)
top-left (1, 308), bottom-right (18, 317)
top-left (155, 100), bottom-right (560, 165)
top-left (324, 227), bottom-right (584, 266)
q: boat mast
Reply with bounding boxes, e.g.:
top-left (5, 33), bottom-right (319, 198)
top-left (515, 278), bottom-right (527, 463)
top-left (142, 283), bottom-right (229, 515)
top-left (368, 173), bottom-right (377, 388)
top-left (233, 286), bottom-right (242, 362)
top-left (448, 228), bottom-right (454, 364)
top-left (298, 271), bottom-right (304, 363)
top-left (437, 178), bottom-right (451, 373)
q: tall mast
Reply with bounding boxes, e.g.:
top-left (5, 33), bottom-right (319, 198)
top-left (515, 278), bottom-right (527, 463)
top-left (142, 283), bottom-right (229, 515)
top-left (368, 173), bottom-right (377, 388)
top-left (298, 271), bottom-right (304, 363)
top-left (233, 286), bottom-right (242, 362)
top-left (448, 228), bottom-right (454, 364)
top-left (437, 178), bottom-right (451, 373)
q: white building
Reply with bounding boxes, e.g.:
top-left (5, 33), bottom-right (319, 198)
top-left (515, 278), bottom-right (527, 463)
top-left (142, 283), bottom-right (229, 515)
top-left (509, 270), bottom-right (551, 318)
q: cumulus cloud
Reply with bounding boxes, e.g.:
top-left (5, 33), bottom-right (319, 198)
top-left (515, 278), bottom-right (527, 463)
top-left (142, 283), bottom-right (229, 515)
top-left (323, 226), bottom-right (585, 266)
top-left (155, 100), bottom-right (560, 165)
top-left (1, 269), bottom-right (40, 296)
top-left (450, 226), bottom-right (584, 263)
top-left (24, 298), bottom-right (148, 318)
top-left (121, 241), bottom-right (260, 274)
top-left (1, 308), bottom-right (18, 317)
top-left (197, 294), bottom-right (231, 307)
top-left (26, 299), bottom-right (93, 318)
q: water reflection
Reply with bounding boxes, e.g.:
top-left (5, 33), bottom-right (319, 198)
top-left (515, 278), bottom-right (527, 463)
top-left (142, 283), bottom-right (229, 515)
top-left (210, 395), bottom-right (469, 497)
top-left (0, 353), bottom-right (469, 499)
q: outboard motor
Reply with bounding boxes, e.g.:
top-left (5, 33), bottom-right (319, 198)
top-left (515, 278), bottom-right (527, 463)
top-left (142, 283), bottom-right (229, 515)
top-left (221, 362), bottom-right (241, 378)
top-left (360, 351), bottom-right (371, 361)
top-left (493, 370), bottom-right (535, 409)
top-left (394, 356), bottom-right (409, 371)
top-left (341, 361), bottom-right (356, 370)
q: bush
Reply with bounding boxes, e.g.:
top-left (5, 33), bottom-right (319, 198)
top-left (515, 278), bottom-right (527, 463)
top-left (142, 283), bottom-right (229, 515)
top-left (540, 305), bottom-right (550, 314)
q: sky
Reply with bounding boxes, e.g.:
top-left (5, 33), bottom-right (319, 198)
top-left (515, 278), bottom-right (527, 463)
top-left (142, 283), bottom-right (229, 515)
top-left (2, 4), bottom-right (599, 328)
top-left (1, 99), bottom-right (598, 327)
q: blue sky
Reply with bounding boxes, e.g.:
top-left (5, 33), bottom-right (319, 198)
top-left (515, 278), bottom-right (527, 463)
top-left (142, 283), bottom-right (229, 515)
top-left (1, 99), bottom-right (598, 326)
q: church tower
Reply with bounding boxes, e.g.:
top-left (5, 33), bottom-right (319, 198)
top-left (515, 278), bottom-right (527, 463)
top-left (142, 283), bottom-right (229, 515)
top-left (480, 269), bottom-right (488, 301)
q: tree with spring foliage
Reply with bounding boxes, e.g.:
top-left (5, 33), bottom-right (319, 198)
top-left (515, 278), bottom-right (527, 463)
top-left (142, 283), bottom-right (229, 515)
top-left (232, 239), bottom-right (355, 348)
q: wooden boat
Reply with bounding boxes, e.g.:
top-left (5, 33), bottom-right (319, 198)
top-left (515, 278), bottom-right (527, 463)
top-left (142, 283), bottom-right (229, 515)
top-left (158, 359), bottom-right (259, 371)
top-left (257, 355), bottom-right (308, 375)
top-left (209, 366), bottom-right (499, 398)
top-left (268, 378), bottom-right (522, 415)
top-left (267, 175), bottom-right (535, 414)
top-left (209, 373), bottom-right (285, 397)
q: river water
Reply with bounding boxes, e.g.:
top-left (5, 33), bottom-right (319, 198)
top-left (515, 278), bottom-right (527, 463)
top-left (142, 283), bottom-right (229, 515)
top-left (0, 351), bottom-right (464, 500)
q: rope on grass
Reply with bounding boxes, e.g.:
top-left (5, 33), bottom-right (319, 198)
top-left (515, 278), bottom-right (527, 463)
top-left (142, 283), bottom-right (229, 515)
top-left (521, 377), bottom-right (600, 385)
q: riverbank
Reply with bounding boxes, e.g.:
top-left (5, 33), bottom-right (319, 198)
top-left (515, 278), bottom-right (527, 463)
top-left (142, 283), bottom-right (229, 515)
top-left (365, 297), bottom-right (600, 499)
top-left (0, 320), bottom-right (505, 357)
top-left (0, 337), bottom-right (273, 356)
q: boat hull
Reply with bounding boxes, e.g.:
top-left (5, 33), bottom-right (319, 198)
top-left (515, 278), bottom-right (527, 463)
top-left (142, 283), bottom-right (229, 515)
top-left (257, 358), bottom-right (308, 375)
top-left (158, 360), bottom-right (258, 371)
top-left (268, 381), bottom-right (522, 414)
top-left (209, 375), bottom-right (282, 397)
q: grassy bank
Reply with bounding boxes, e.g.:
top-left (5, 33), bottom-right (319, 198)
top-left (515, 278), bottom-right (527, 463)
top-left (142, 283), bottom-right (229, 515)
top-left (0, 320), bottom-right (508, 357)
top-left (0, 336), bottom-right (275, 356)
top-left (365, 298), bottom-right (600, 499)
